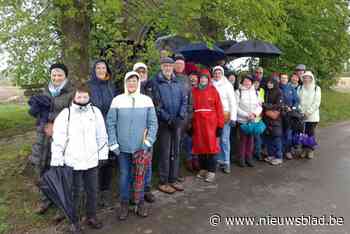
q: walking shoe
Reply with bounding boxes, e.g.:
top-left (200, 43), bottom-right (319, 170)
top-left (196, 170), bottom-right (208, 179)
top-left (35, 200), bottom-right (51, 215)
top-left (119, 201), bottom-right (129, 221)
top-left (264, 156), bottom-right (274, 162)
top-left (300, 149), bottom-right (307, 158)
top-left (239, 158), bottom-right (246, 167)
top-left (192, 158), bottom-right (200, 171)
top-left (136, 201), bottom-right (149, 218)
top-left (144, 191), bottom-right (155, 203)
top-left (70, 223), bottom-right (83, 234)
top-left (222, 164), bottom-right (231, 174)
top-left (270, 158), bottom-right (283, 165)
top-left (85, 217), bottom-right (103, 229)
top-left (170, 182), bottom-right (184, 191)
top-left (307, 150), bottom-right (314, 159)
top-left (205, 172), bottom-right (216, 183)
top-left (158, 184), bottom-right (176, 194)
top-left (246, 157), bottom-right (255, 167)
top-left (177, 176), bottom-right (185, 182)
top-left (285, 152), bottom-right (293, 160)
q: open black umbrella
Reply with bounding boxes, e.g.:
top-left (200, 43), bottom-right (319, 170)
top-left (175, 42), bottom-right (225, 66)
top-left (40, 166), bottom-right (75, 224)
top-left (155, 35), bottom-right (190, 52)
top-left (214, 40), bottom-right (237, 53)
top-left (225, 40), bottom-right (282, 58)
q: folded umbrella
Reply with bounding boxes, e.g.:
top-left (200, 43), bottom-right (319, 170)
top-left (40, 166), bottom-right (75, 224)
top-left (132, 150), bottom-right (152, 204)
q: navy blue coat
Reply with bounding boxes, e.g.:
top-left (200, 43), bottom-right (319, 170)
top-left (150, 72), bottom-right (188, 123)
top-left (87, 60), bottom-right (118, 119)
top-left (280, 83), bottom-right (299, 108)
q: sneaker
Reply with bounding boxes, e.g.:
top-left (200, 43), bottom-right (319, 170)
top-left (285, 152), bottom-right (293, 160)
top-left (222, 164), bottom-right (231, 174)
top-left (264, 156), bottom-right (274, 162)
top-left (205, 172), bottom-right (215, 183)
top-left (270, 158), bottom-right (283, 165)
top-left (307, 150), bottom-right (314, 159)
top-left (197, 170), bottom-right (208, 179)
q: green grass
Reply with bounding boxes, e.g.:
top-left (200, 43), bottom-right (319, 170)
top-left (0, 104), bottom-right (35, 138)
top-left (319, 89), bottom-right (350, 127)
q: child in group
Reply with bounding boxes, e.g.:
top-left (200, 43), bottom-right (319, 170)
top-left (51, 83), bottom-right (108, 234)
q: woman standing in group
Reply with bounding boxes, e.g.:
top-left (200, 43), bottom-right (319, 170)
top-left (191, 69), bottom-right (224, 183)
top-left (87, 60), bottom-right (118, 207)
top-left (31, 64), bottom-right (74, 219)
top-left (106, 71), bottom-right (158, 221)
top-left (297, 71), bottom-right (321, 159)
top-left (263, 77), bottom-right (284, 166)
top-left (236, 75), bottom-right (262, 167)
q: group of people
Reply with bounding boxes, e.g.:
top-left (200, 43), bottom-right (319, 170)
top-left (28, 53), bottom-right (321, 233)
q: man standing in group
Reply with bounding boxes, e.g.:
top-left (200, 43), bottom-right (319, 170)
top-left (133, 62), bottom-right (156, 203)
top-left (212, 66), bottom-right (237, 174)
top-left (151, 57), bottom-right (188, 194)
top-left (295, 64), bottom-right (306, 79)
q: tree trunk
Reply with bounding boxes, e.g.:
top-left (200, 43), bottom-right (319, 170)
top-left (59, 0), bottom-right (91, 83)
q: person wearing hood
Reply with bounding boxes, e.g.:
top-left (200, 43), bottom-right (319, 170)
top-left (150, 57), bottom-right (187, 194)
top-left (297, 71), bottom-right (321, 159)
top-left (192, 69), bottom-right (224, 182)
top-left (133, 62), bottom-right (156, 203)
top-left (212, 66), bottom-right (237, 174)
top-left (87, 60), bottom-right (118, 208)
top-left (279, 73), bottom-right (299, 160)
top-left (106, 71), bottom-right (158, 220)
top-left (236, 75), bottom-right (263, 167)
top-left (51, 83), bottom-right (108, 233)
top-left (263, 77), bottom-right (284, 166)
top-left (32, 63), bottom-right (74, 218)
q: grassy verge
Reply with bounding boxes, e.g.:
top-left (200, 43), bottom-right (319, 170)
top-left (0, 89), bottom-right (350, 233)
top-left (0, 104), bottom-right (35, 139)
top-left (319, 89), bottom-right (350, 127)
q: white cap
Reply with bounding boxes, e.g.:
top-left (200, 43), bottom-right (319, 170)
top-left (133, 62), bottom-right (147, 71)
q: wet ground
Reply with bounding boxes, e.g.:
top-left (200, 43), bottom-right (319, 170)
top-left (40, 122), bottom-right (350, 234)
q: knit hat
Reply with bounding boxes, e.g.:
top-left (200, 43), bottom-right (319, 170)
top-left (174, 53), bottom-right (185, 61)
top-left (160, 57), bottom-right (175, 64)
top-left (213, 66), bottom-right (224, 75)
top-left (295, 64), bottom-right (306, 71)
top-left (50, 63), bottom-right (68, 77)
top-left (133, 62), bottom-right (147, 71)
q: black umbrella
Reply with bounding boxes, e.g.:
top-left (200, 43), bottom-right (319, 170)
top-left (225, 40), bottom-right (282, 58)
top-left (40, 166), bottom-right (75, 223)
top-left (214, 40), bottom-right (237, 53)
top-left (175, 42), bottom-right (225, 65)
top-left (155, 35), bottom-right (190, 52)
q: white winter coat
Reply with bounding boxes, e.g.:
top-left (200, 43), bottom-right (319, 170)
top-left (51, 103), bottom-right (109, 170)
top-left (297, 71), bottom-right (321, 122)
top-left (236, 86), bottom-right (263, 124)
top-left (212, 77), bottom-right (237, 122)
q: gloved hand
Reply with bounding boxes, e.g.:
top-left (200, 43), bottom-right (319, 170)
top-left (112, 147), bottom-right (120, 157)
top-left (216, 127), bottom-right (223, 137)
top-left (229, 120), bottom-right (236, 128)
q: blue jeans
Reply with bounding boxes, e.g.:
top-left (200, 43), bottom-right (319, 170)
top-left (254, 134), bottom-right (262, 160)
top-left (265, 136), bottom-right (283, 159)
top-left (217, 123), bottom-right (231, 167)
top-left (117, 152), bottom-right (144, 202)
top-left (282, 128), bottom-right (293, 153)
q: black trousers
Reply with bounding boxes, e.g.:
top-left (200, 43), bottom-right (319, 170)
top-left (304, 122), bottom-right (318, 151)
top-left (198, 155), bottom-right (217, 173)
top-left (98, 151), bottom-right (114, 191)
top-left (158, 122), bottom-right (182, 184)
top-left (72, 167), bottom-right (98, 224)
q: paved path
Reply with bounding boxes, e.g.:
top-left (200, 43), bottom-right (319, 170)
top-left (40, 122), bottom-right (350, 234)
